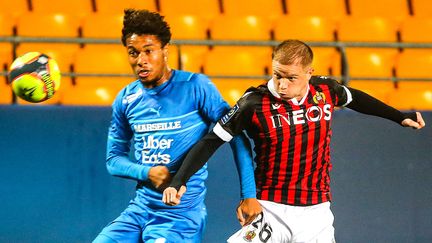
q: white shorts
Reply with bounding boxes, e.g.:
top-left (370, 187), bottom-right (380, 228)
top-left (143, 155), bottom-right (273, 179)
top-left (227, 200), bottom-right (335, 243)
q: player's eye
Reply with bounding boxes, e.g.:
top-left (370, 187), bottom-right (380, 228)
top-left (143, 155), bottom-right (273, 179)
top-left (128, 49), bottom-right (138, 57)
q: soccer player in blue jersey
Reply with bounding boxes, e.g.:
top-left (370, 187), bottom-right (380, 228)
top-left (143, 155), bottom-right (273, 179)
top-left (92, 9), bottom-right (261, 243)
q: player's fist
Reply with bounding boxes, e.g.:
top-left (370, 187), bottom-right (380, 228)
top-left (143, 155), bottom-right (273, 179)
top-left (148, 166), bottom-right (171, 190)
top-left (402, 112), bottom-right (426, 129)
top-left (162, 186), bottom-right (187, 206)
top-left (237, 198), bottom-right (262, 226)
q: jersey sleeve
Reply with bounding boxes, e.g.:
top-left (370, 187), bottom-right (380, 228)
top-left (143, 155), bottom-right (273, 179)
top-left (323, 77), bottom-right (353, 107)
top-left (192, 77), bottom-right (257, 199)
top-left (192, 74), bottom-right (231, 122)
top-left (213, 92), bottom-right (256, 142)
top-left (105, 89), bottom-right (150, 181)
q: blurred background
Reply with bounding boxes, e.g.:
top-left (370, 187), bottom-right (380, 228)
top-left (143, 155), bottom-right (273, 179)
top-left (0, 0), bottom-right (431, 242)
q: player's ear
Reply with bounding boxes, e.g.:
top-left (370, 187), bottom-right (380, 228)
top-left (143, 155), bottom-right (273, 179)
top-left (163, 43), bottom-right (170, 60)
top-left (306, 66), bottom-right (314, 79)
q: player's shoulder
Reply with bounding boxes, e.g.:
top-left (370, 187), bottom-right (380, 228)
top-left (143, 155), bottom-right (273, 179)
top-left (310, 75), bottom-right (339, 85)
top-left (235, 84), bottom-right (267, 106)
top-left (171, 70), bottom-right (209, 85)
top-left (310, 75), bottom-right (343, 90)
top-left (113, 79), bottom-right (142, 106)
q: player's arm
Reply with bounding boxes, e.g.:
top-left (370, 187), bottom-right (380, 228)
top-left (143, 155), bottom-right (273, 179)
top-left (164, 91), bottom-right (257, 199)
top-left (105, 91), bottom-right (170, 189)
top-left (194, 77), bottom-right (257, 200)
top-left (345, 87), bottom-right (425, 129)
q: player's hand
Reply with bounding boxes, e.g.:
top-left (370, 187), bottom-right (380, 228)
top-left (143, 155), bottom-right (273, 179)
top-left (236, 198), bottom-right (262, 226)
top-left (148, 166), bottom-right (171, 190)
top-left (162, 186), bottom-right (187, 206)
top-left (402, 112), bottom-right (426, 129)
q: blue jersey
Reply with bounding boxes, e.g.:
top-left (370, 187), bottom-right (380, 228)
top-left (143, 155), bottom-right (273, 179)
top-left (107, 70), bottom-right (230, 209)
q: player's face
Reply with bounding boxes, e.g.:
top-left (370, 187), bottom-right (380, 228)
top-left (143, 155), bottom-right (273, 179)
top-left (272, 59), bottom-right (313, 101)
top-left (125, 34), bottom-right (171, 88)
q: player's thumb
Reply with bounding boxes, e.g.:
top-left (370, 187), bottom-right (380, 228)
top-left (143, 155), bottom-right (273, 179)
top-left (178, 185), bottom-right (187, 198)
top-left (236, 207), bottom-right (245, 226)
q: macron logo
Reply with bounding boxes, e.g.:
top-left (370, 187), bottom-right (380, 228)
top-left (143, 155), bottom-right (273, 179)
top-left (272, 103), bottom-right (281, 110)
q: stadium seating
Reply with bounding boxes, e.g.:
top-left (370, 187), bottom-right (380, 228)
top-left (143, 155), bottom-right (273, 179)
top-left (31, 0), bottom-right (93, 18)
top-left (167, 44), bottom-right (180, 70)
top-left (222, 0), bottom-right (284, 20)
top-left (81, 13), bottom-right (123, 39)
top-left (204, 46), bottom-right (271, 77)
top-left (210, 15), bottom-right (272, 41)
top-left (62, 77), bottom-right (131, 106)
top-left (396, 49), bottom-right (432, 79)
top-left (16, 12), bottom-right (81, 37)
top-left (345, 48), bottom-right (399, 80)
top-left (337, 17), bottom-right (398, 42)
top-left (274, 16), bottom-right (336, 42)
top-left (73, 44), bottom-right (130, 77)
top-left (159, 0), bottom-right (221, 21)
top-left (164, 15), bottom-right (210, 40)
top-left (348, 0), bottom-right (409, 23)
top-left (311, 47), bottom-right (341, 77)
top-left (0, 0), bottom-right (430, 109)
top-left (388, 82), bottom-right (432, 110)
top-left (0, 43), bottom-right (12, 103)
top-left (0, 78), bottom-right (13, 104)
top-left (411, 0), bottom-right (432, 18)
top-left (212, 78), bottom-right (266, 105)
top-left (347, 80), bottom-right (395, 104)
top-left (177, 46), bottom-right (209, 73)
top-left (399, 17), bottom-right (432, 43)
top-left (94, 0), bottom-right (157, 13)
top-left (390, 49), bottom-right (432, 110)
top-left (0, 14), bottom-right (15, 36)
top-left (285, 0), bottom-right (347, 21)
top-left (0, 0), bottom-right (29, 19)
top-left (0, 43), bottom-right (13, 70)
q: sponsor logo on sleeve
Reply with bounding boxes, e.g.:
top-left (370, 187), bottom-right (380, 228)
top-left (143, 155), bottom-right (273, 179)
top-left (221, 104), bottom-right (239, 124)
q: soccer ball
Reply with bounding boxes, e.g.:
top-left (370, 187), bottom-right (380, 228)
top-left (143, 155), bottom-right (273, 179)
top-left (9, 52), bottom-right (61, 103)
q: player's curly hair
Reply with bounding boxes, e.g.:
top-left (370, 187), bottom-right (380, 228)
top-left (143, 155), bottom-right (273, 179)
top-left (272, 40), bottom-right (313, 67)
top-left (121, 9), bottom-right (171, 47)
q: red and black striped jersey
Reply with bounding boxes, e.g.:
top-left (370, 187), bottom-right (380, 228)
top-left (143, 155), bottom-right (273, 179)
top-left (213, 76), bottom-right (352, 206)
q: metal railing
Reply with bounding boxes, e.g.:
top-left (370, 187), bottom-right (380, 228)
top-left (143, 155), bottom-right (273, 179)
top-left (2, 36), bottom-right (432, 84)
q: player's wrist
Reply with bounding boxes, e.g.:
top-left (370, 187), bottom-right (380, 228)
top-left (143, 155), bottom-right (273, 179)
top-left (241, 191), bottom-right (257, 200)
top-left (141, 166), bottom-right (151, 181)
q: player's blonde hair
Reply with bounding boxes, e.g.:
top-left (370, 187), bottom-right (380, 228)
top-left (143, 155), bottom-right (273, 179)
top-left (272, 40), bottom-right (313, 67)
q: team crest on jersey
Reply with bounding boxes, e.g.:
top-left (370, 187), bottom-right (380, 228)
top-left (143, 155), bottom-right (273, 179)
top-left (243, 230), bottom-right (256, 242)
top-left (221, 104), bottom-right (239, 124)
top-left (313, 91), bottom-right (326, 105)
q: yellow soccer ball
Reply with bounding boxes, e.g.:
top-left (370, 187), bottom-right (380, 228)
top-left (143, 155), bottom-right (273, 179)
top-left (9, 52), bottom-right (61, 103)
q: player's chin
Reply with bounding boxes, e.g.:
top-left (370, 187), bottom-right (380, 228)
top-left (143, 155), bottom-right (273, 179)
top-left (139, 76), bottom-right (156, 85)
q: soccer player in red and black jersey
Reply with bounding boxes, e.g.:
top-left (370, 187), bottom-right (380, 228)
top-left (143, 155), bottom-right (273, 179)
top-left (162, 40), bottom-right (426, 242)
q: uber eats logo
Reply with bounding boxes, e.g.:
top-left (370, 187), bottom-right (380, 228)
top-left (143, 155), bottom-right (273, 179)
top-left (142, 135), bottom-right (173, 164)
